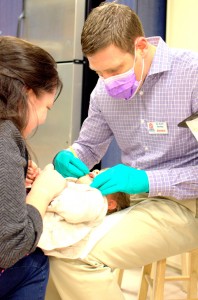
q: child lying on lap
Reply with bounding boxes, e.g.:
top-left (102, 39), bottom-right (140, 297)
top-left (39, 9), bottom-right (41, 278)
top-left (37, 169), bottom-right (130, 258)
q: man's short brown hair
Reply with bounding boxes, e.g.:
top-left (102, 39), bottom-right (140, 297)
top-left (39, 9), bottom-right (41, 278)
top-left (81, 2), bottom-right (144, 56)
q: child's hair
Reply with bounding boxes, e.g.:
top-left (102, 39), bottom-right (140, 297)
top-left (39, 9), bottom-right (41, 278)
top-left (75, 170), bottom-right (130, 215)
top-left (107, 192), bottom-right (130, 215)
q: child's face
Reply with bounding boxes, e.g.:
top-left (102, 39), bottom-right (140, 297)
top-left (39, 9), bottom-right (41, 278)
top-left (76, 170), bottom-right (100, 184)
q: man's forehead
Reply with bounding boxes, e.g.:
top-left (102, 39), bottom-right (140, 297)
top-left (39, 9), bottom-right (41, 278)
top-left (87, 45), bottom-right (130, 71)
top-left (89, 58), bottom-right (124, 73)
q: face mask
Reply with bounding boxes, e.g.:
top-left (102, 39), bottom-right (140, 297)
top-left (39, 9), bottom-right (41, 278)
top-left (103, 52), bottom-right (144, 100)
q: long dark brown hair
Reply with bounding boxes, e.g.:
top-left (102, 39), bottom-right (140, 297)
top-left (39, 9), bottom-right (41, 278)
top-left (0, 36), bottom-right (62, 133)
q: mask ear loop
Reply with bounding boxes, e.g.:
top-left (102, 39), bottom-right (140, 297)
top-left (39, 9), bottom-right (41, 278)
top-left (134, 38), bottom-right (145, 82)
top-left (133, 40), bottom-right (144, 74)
top-left (132, 46), bottom-right (137, 70)
top-left (131, 53), bottom-right (145, 99)
top-left (139, 58), bottom-right (145, 83)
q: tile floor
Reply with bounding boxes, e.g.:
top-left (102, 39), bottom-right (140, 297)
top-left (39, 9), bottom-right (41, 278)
top-left (120, 259), bottom-right (189, 300)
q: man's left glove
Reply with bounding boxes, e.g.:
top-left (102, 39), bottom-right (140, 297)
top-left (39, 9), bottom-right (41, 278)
top-left (90, 164), bottom-right (149, 195)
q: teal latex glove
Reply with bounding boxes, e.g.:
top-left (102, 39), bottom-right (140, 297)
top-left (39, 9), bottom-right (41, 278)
top-left (53, 150), bottom-right (89, 178)
top-left (90, 164), bottom-right (149, 195)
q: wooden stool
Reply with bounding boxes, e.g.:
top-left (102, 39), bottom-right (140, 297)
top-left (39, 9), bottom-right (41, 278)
top-left (137, 249), bottom-right (198, 300)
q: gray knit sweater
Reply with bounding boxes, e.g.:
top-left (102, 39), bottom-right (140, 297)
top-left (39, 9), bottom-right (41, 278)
top-left (0, 120), bottom-right (43, 268)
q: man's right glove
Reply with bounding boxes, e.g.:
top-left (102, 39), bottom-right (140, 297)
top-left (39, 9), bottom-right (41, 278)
top-left (53, 150), bottom-right (89, 178)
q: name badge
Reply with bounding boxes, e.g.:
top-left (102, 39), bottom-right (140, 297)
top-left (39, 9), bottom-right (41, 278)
top-left (147, 122), bottom-right (168, 134)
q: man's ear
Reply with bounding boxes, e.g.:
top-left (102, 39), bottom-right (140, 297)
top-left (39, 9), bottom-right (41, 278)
top-left (135, 37), bottom-right (148, 57)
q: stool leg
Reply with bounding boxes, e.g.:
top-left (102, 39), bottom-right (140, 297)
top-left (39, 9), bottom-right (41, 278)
top-left (187, 249), bottom-right (198, 299)
top-left (117, 269), bottom-right (124, 288)
top-left (151, 259), bottom-right (166, 300)
top-left (137, 264), bottom-right (152, 300)
top-left (181, 252), bottom-right (190, 293)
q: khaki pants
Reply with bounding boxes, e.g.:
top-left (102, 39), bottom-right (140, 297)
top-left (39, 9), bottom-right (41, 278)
top-left (45, 198), bottom-right (198, 300)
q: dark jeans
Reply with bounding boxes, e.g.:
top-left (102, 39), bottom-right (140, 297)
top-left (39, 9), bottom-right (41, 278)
top-left (0, 248), bottom-right (49, 300)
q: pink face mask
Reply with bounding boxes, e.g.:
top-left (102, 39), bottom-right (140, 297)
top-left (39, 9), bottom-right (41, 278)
top-left (103, 54), bottom-right (144, 100)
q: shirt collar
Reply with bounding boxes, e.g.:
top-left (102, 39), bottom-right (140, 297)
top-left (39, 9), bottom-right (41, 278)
top-left (147, 36), bottom-right (172, 76)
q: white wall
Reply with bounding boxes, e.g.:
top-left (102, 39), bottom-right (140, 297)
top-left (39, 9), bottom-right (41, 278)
top-left (166, 0), bottom-right (198, 52)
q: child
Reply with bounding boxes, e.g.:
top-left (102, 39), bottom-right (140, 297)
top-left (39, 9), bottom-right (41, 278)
top-left (38, 170), bottom-right (130, 258)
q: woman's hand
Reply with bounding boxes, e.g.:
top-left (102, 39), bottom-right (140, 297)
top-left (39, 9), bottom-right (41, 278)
top-left (26, 164), bottom-right (68, 218)
top-left (31, 164), bottom-right (68, 199)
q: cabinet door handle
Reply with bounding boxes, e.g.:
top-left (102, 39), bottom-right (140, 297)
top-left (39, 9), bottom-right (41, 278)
top-left (16, 0), bottom-right (25, 37)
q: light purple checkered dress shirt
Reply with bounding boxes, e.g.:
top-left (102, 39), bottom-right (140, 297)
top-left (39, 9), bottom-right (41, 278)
top-left (73, 37), bottom-right (198, 200)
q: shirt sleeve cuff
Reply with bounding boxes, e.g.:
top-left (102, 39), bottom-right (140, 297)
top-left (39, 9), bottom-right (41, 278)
top-left (146, 169), bottom-right (172, 197)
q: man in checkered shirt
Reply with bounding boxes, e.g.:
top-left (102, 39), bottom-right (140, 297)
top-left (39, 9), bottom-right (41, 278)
top-left (50, 3), bottom-right (198, 300)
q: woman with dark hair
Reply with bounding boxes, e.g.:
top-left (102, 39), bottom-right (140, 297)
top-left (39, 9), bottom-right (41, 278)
top-left (0, 36), bottom-right (67, 300)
